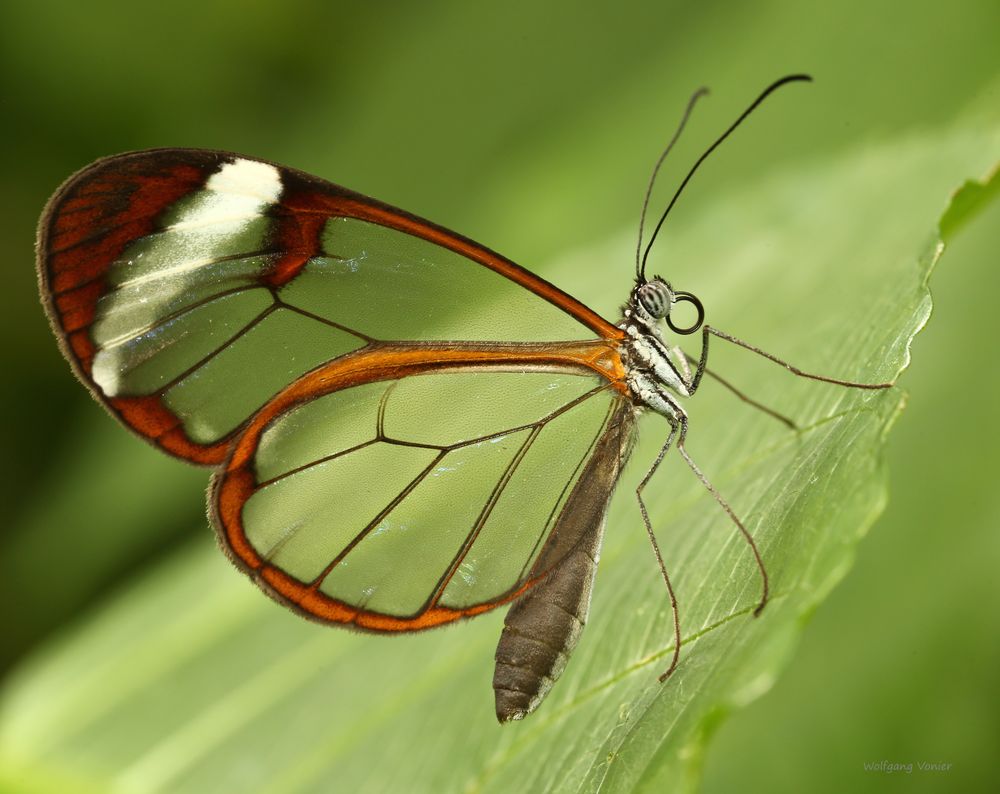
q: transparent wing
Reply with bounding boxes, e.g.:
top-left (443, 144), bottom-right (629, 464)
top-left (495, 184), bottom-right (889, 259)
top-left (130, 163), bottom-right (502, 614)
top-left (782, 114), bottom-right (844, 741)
top-left (213, 369), bottom-right (636, 630)
top-left (37, 149), bottom-right (622, 463)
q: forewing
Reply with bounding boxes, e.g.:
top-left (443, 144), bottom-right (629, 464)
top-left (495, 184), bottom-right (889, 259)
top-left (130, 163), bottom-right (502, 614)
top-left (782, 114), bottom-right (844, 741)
top-left (213, 369), bottom-right (635, 630)
top-left (37, 149), bottom-right (622, 464)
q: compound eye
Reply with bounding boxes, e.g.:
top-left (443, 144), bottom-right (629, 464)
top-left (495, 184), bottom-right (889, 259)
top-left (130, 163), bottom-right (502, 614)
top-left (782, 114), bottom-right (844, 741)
top-left (637, 281), bottom-right (672, 318)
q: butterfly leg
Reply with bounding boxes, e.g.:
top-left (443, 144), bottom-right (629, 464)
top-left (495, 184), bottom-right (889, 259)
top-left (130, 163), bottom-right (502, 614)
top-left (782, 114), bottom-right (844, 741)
top-left (681, 349), bottom-right (798, 430)
top-left (674, 416), bottom-right (769, 617)
top-left (705, 325), bottom-right (896, 390)
top-left (685, 321), bottom-right (894, 426)
top-left (636, 419), bottom-right (684, 682)
top-left (669, 344), bottom-right (692, 383)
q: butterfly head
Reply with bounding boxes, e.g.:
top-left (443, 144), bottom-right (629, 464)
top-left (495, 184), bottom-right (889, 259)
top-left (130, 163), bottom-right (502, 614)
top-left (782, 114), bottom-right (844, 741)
top-left (630, 277), bottom-right (705, 335)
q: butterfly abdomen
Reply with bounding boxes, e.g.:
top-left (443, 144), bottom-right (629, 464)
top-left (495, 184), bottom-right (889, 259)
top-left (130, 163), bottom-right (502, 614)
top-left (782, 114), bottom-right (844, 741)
top-left (493, 527), bottom-right (601, 722)
top-left (493, 398), bottom-right (634, 721)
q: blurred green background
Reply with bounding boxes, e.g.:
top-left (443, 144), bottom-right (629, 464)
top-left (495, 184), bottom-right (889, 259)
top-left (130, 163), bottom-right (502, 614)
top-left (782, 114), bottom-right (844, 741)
top-left (2, 1), bottom-right (998, 792)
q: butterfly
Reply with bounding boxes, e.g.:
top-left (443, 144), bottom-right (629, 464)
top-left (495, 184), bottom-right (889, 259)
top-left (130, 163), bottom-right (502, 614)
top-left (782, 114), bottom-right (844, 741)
top-left (35, 75), bottom-right (891, 722)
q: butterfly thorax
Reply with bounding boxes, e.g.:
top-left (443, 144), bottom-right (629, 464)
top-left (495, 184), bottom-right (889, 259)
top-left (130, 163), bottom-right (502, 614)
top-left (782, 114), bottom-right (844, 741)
top-left (618, 279), bottom-right (691, 422)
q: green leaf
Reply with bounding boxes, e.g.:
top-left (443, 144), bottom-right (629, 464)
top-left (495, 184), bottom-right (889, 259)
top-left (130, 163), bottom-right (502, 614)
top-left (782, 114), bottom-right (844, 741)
top-left (3, 121), bottom-right (999, 794)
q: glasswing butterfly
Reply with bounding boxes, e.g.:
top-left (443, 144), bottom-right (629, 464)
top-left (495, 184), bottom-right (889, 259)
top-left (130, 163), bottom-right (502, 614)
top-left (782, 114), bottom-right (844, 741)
top-left (36, 75), bottom-right (892, 722)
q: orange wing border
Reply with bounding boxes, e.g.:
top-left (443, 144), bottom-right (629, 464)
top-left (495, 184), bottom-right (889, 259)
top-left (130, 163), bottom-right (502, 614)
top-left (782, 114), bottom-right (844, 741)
top-left (36, 148), bottom-right (625, 466)
top-left (211, 340), bottom-right (627, 632)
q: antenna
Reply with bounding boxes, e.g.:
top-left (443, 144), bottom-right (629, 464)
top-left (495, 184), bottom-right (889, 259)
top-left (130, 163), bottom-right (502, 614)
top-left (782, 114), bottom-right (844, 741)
top-left (635, 86), bottom-right (709, 279)
top-left (638, 74), bottom-right (813, 281)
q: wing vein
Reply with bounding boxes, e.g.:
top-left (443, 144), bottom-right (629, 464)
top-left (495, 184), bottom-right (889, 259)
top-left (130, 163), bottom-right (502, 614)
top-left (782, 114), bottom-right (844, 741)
top-left (150, 304), bottom-right (278, 397)
top-left (53, 249), bottom-right (282, 297)
top-left (96, 284), bottom-right (265, 351)
top-left (309, 449), bottom-right (451, 592)
top-left (425, 424), bottom-right (544, 612)
top-left (516, 394), bottom-right (620, 585)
